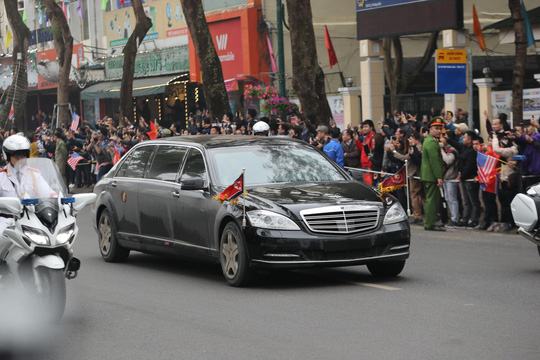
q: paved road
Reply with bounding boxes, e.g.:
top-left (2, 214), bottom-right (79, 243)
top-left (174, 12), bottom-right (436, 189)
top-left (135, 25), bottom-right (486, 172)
top-left (6, 209), bottom-right (540, 360)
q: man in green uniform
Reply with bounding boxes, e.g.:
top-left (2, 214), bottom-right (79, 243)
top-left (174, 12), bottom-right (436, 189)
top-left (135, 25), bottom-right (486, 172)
top-left (421, 118), bottom-right (445, 231)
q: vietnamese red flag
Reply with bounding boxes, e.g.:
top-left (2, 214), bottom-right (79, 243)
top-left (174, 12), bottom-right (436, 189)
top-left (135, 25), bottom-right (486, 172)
top-left (215, 173), bottom-right (244, 204)
top-left (473, 5), bottom-right (486, 52)
top-left (120, 0), bottom-right (125, 6)
top-left (147, 120), bottom-right (158, 140)
top-left (324, 25), bottom-right (338, 69)
top-left (378, 166), bottom-right (407, 193)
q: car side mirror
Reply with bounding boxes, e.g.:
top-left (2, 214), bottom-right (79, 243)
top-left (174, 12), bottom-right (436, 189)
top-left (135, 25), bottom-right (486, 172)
top-left (181, 177), bottom-right (206, 191)
top-left (72, 193), bottom-right (97, 211)
top-left (0, 197), bottom-right (23, 215)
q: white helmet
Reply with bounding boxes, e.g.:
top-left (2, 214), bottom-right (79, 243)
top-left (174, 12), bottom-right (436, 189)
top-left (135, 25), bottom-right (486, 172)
top-left (253, 121), bottom-right (270, 136)
top-left (3, 134), bottom-right (31, 161)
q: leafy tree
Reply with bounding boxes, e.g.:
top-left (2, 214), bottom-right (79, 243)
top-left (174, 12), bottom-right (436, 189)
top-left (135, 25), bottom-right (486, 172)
top-left (119, 0), bottom-right (152, 125)
top-left (180, 0), bottom-right (231, 121)
top-left (508, 0), bottom-right (527, 124)
top-left (285, 0), bottom-right (333, 125)
top-left (382, 32), bottom-right (439, 112)
top-left (43, 0), bottom-right (73, 127)
top-left (0, 0), bottom-right (31, 130)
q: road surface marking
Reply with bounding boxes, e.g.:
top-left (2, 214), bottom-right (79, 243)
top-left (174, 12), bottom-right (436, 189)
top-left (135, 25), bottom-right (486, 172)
top-left (352, 282), bottom-right (402, 291)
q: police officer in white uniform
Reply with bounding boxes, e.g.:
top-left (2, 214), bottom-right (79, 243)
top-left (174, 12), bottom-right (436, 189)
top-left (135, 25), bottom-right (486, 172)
top-left (0, 135), bottom-right (57, 260)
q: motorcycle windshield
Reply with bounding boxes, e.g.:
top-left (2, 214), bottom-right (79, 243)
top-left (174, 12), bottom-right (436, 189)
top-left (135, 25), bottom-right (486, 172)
top-left (21, 158), bottom-right (68, 199)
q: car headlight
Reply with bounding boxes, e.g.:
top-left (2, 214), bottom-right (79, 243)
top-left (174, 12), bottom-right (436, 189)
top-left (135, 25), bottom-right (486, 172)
top-left (247, 210), bottom-right (301, 230)
top-left (57, 224), bottom-right (75, 244)
top-left (383, 202), bottom-right (407, 225)
top-left (22, 226), bottom-right (50, 245)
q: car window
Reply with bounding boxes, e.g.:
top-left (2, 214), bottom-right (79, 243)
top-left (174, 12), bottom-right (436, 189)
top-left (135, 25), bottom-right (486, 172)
top-left (147, 146), bottom-right (187, 182)
top-left (124, 146), bottom-right (155, 179)
top-left (115, 152), bottom-right (132, 177)
top-left (180, 149), bottom-right (207, 182)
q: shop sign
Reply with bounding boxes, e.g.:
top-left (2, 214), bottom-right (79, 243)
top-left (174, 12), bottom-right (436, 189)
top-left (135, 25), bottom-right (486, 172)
top-left (208, 17), bottom-right (244, 80)
top-left (106, 0), bottom-right (187, 48)
top-left (104, 46), bottom-right (189, 79)
top-left (435, 49), bottom-right (467, 94)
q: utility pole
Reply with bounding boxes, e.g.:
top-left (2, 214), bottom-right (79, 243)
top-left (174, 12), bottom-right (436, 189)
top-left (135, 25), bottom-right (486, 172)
top-left (276, 0), bottom-right (286, 97)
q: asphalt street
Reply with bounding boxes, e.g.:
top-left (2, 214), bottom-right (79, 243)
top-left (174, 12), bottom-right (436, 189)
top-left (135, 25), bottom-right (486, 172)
top-left (6, 208), bottom-right (540, 360)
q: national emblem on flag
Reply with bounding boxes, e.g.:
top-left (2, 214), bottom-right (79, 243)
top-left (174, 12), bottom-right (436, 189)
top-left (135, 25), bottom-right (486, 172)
top-left (213, 173), bottom-right (246, 204)
top-left (8, 102), bottom-right (15, 122)
top-left (477, 151), bottom-right (500, 194)
top-left (378, 166), bottom-right (407, 194)
top-left (67, 153), bottom-right (83, 171)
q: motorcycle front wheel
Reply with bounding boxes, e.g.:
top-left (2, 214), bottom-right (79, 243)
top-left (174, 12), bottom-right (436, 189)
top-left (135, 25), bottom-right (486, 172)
top-left (31, 267), bottom-right (67, 323)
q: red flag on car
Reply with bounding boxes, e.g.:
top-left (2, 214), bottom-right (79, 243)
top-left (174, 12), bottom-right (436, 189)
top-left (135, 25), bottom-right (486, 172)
top-left (378, 166), bottom-right (407, 193)
top-left (213, 173), bottom-right (245, 204)
top-left (147, 121), bottom-right (158, 140)
top-left (325, 25), bottom-right (338, 69)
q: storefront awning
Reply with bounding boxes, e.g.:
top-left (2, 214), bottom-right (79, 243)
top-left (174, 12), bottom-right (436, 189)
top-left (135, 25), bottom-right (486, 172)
top-left (81, 75), bottom-right (184, 100)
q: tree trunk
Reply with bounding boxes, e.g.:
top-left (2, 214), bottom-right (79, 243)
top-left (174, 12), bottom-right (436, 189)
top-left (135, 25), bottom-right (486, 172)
top-left (119, 0), bottom-right (152, 125)
top-left (286, 0), bottom-right (333, 125)
top-left (181, 0), bottom-right (231, 121)
top-left (509, 0), bottom-right (527, 124)
top-left (44, 0), bottom-right (73, 128)
top-left (0, 0), bottom-right (31, 131)
top-left (383, 32), bottom-right (439, 112)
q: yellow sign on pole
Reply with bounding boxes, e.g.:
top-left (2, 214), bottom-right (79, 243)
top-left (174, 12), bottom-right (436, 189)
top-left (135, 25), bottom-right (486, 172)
top-left (436, 49), bottom-right (467, 64)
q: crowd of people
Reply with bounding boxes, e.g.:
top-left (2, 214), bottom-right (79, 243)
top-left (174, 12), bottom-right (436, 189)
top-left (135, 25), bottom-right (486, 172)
top-left (3, 106), bottom-right (538, 234)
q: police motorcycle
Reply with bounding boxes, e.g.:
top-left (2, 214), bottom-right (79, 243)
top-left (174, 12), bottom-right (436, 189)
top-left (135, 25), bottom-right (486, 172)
top-left (0, 157), bottom-right (96, 323)
top-left (511, 183), bottom-right (540, 259)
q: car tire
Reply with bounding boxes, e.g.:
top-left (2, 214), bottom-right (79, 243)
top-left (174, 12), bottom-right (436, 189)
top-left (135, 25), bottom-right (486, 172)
top-left (367, 260), bottom-right (406, 277)
top-left (98, 209), bottom-right (130, 263)
top-left (219, 222), bottom-right (256, 287)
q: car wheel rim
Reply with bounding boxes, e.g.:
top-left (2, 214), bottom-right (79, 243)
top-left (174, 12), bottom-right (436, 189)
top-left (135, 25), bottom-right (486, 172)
top-left (221, 231), bottom-right (239, 279)
top-left (99, 215), bottom-right (112, 255)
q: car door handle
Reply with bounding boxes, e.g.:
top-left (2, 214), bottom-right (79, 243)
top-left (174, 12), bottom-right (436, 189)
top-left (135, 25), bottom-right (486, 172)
top-left (111, 181), bottom-right (117, 188)
top-left (172, 191), bottom-right (180, 198)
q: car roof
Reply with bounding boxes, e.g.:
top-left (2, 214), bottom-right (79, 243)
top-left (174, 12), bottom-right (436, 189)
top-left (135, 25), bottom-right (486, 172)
top-left (144, 135), bottom-right (307, 149)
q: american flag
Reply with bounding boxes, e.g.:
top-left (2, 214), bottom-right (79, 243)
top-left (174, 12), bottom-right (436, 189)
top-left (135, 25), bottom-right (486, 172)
top-left (67, 153), bottom-right (83, 170)
top-left (70, 113), bottom-right (80, 131)
top-left (477, 151), bottom-right (499, 194)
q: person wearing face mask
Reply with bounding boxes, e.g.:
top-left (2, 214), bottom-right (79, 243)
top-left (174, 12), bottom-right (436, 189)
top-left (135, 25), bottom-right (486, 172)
top-left (0, 135), bottom-right (57, 265)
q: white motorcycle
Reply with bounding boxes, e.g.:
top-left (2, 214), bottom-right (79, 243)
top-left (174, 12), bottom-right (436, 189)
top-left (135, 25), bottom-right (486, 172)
top-left (511, 184), bottom-right (540, 259)
top-left (0, 158), bottom-right (96, 323)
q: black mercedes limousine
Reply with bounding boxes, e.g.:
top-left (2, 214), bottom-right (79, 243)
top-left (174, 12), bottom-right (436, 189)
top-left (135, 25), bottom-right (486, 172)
top-left (92, 135), bottom-right (410, 286)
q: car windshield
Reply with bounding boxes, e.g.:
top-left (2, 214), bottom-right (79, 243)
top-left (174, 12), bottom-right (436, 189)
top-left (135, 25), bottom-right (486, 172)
top-left (209, 144), bottom-right (346, 186)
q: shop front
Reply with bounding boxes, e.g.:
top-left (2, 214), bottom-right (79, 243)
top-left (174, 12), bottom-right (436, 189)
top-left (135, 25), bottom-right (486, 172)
top-left (188, 4), bottom-right (271, 116)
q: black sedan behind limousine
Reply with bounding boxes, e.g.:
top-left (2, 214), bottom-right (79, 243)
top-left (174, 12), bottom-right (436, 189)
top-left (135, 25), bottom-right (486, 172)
top-left (92, 136), bottom-right (410, 286)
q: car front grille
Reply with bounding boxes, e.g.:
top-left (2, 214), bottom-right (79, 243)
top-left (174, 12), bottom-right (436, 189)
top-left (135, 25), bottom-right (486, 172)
top-left (300, 205), bottom-right (380, 234)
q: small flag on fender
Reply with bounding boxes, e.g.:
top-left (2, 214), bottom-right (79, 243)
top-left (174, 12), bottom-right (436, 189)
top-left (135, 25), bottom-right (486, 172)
top-left (378, 166), bottom-right (407, 194)
top-left (213, 173), bottom-right (246, 205)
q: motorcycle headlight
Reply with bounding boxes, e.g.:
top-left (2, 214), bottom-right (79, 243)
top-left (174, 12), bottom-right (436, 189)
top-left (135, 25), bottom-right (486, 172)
top-left (247, 210), bottom-right (300, 230)
top-left (57, 224), bottom-right (75, 244)
top-left (383, 202), bottom-right (407, 225)
top-left (22, 226), bottom-right (50, 245)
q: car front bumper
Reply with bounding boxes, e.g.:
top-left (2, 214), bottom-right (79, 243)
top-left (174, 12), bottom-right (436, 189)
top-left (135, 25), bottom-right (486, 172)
top-left (244, 221), bottom-right (410, 269)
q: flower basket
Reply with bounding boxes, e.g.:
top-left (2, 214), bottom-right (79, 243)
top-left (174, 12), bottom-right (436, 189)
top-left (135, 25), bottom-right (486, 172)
top-left (262, 97), bottom-right (299, 119)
